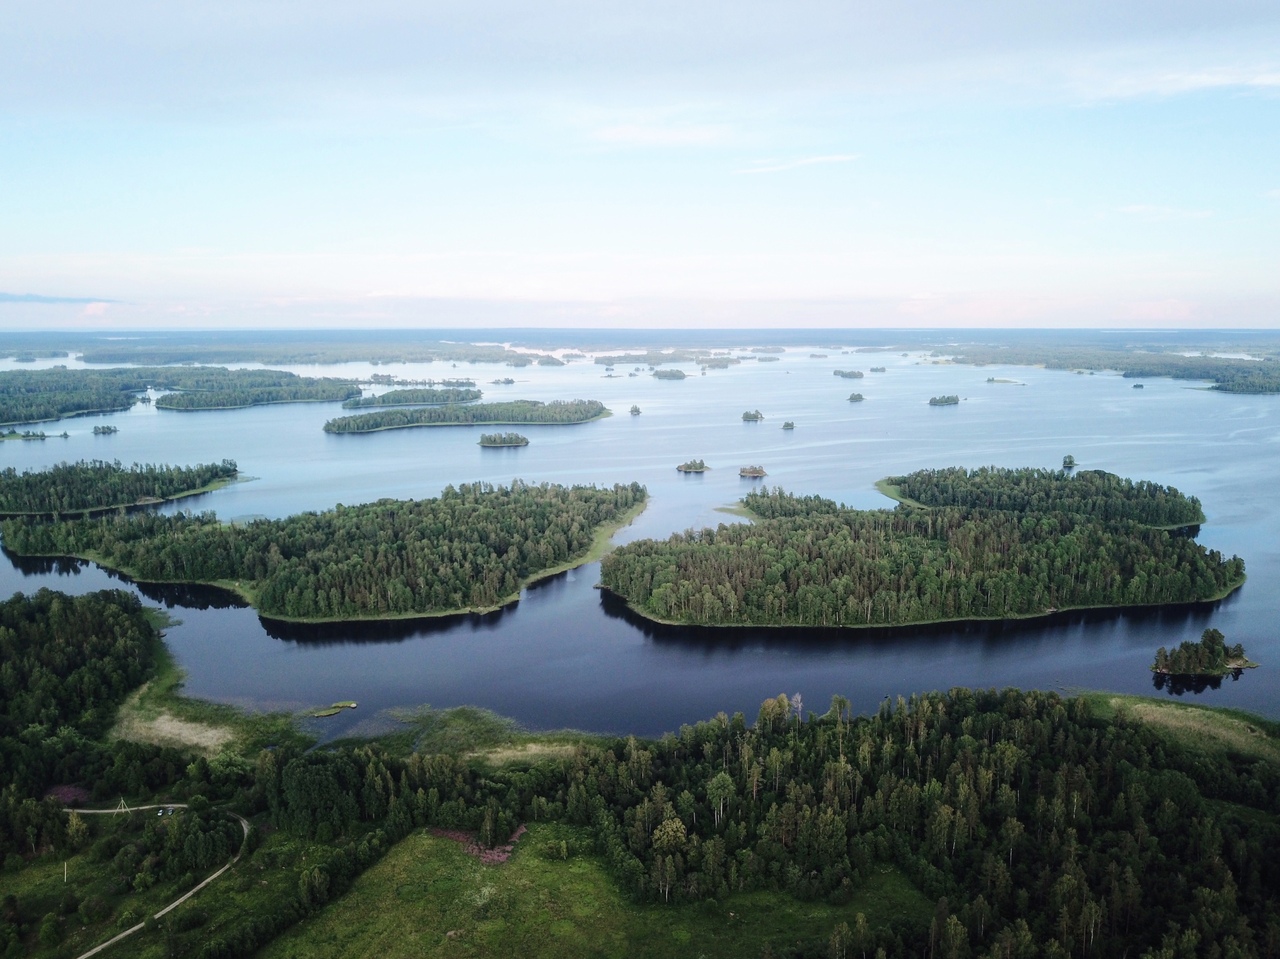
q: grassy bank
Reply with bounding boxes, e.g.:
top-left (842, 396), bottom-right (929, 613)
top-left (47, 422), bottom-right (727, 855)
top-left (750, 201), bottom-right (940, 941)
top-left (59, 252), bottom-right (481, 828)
top-left (257, 823), bottom-right (933, 959)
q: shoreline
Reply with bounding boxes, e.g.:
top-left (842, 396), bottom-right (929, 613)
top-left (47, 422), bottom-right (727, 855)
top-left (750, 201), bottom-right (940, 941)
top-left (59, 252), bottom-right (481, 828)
top-left (0, 474), bottom-right (243, 520)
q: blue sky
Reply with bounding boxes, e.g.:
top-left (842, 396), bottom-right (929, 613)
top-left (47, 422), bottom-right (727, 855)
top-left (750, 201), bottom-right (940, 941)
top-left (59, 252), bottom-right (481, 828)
top-left (1, 1), bottom-right (1278, 328)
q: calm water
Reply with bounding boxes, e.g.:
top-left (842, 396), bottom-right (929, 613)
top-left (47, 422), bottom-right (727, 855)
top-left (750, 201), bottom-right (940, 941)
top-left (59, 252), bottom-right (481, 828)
top-left (1, 345), bottom-right (1275, 738)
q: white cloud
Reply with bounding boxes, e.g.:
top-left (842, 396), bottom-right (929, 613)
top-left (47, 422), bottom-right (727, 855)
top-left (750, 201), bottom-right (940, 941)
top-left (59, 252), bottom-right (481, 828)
top-left (734, 154), bottom-right (860, 175)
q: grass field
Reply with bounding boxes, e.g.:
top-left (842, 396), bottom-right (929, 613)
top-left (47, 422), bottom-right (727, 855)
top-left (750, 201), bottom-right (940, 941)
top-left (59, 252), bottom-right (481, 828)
top-left (258, 823), bottom-right (932, 959)
top-left (1084, 693), bottom-right (1280, 764)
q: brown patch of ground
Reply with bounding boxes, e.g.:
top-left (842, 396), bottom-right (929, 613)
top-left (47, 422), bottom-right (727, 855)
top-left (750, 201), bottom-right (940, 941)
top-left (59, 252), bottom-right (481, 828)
top-left (1113, 698), bottom-right (1280, 765)
top-left (113, 708), bottom-right (233, 755)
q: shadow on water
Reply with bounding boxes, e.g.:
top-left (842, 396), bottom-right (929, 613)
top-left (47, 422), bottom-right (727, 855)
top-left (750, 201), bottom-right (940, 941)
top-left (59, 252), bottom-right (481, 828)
top-left (1, 547), bottom-right (90, 577)
top-left (132, 580), bottom-right (250, 612)
top-left (600, 588), bottom-right (1227, 653)
top-left (1153, 670), bottom-right (1247, 695)
top-left (260, 602), bottom-right (517, 645)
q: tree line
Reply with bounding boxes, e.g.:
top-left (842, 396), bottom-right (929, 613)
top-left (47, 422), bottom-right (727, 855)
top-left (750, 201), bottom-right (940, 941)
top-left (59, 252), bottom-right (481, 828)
top-left (340, 387), bottom-right (483, 408)
top-left (599, 472), bottom-right (1244, 628)
top-left (322, 399), bottom-right (608, 433)
top-left (889, 466), bottom-right (1205, 528)
top-left (0, 367), bottom-right (360, 424)
top-left (0, 459), bottom-right (238, 517)
top-left (1, 481), bottom-right (647, 621)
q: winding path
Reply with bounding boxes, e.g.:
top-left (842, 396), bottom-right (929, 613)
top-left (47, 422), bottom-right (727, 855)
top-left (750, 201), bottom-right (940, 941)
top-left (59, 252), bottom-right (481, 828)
top-left (65, 803), bottom-right (251, 959)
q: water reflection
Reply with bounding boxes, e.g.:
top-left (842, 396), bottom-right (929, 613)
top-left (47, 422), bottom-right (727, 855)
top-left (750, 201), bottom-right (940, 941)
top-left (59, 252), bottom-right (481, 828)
top-left (1153, 670), bottom-right (1247, 695)
top-left (261, 604), bottom-right (515, 645)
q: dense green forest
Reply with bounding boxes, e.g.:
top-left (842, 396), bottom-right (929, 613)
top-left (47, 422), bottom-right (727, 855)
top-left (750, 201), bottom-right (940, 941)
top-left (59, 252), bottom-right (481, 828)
top-left (478, 432), bottom-right (529, 447)
top-left (1, 481), bottom-right (646, 620)
top-left (1154, 628), bottom-right (1255, 675)
top-left (322, 399), bottom-right (608, 434)
top-left (950, 344), bottom-right (1280, 393)
top-left (0, 367), bottom-right (359, 424)
top-left (600, 471), bottom-right (1244, 627)
top-left (887, 466), bottom-right (1205, 528)
top-left (0, 460), bottom-right (238, 517)
top-left (929, 395), bottom-right (960, 406)
top-left (0, 586), bottom-right (1276, 957)
top-left (341, 387), bottom-right (483, 408)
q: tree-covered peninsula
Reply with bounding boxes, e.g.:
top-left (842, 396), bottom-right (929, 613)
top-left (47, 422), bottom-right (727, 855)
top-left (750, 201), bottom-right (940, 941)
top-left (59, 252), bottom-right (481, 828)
top-left (0, 367), bottom-right (359, 424)
top-left (599, 468), bottom-right (1244, 628)
top-left (340, 387), bottom-right (482, 409)
top-left (1, 481), bottom-right (646, 621)
top-left (0, 459), bottom-right (238, 517)
top-left (322, 399), bottom-right (608, 434)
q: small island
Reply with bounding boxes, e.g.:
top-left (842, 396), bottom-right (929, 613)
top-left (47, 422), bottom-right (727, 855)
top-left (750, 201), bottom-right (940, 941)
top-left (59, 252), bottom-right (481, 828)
top-left (1153, 629), bottom-right (1257, 676)
top-left (1063, 454), bottom-right (1076, 469)
top-left (742, 409), bottom-right (764, 422)
top-left (929, 394), bottom-right (960, 406)
top-left (93, 424), bottom-right (119, 435)
top-left (479, 432), bottom-right (529, 447)
top-left (739, 465), bottom-right (767, 478)
top-left (630, 404), bottom-right (641, 415)
top-left (756, 355), bottom-right (780, 363)
top-left (782, 421), bottom-right (795, 430)
top-left (2, 429), bottom-right (48, 441)
top-left (833, 369), bottom-right (864, 379)
top-left (870, 366), bottom-right (886, 373)
top-left (677, 459), bottom-right (709, 473)
top-left (653, 369), bottom-right (687, 380)
top-left (810, 353), bottom-right (829, 359)
top-left (491, 377), bottom-right (515, 385)
top-left (323, 399), bottom-right (608, 434)
top-left (848, 393), bottom-right (864, 403)
top-left (1133, 383), bottom-right (1145, 389)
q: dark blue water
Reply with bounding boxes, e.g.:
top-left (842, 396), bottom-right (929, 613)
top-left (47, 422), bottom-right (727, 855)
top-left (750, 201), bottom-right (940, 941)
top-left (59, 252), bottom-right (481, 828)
top-left (1, 344), bottom-right (1274, 738)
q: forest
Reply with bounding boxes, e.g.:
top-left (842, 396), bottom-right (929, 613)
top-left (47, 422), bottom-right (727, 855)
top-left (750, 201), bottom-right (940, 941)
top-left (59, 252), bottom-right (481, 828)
top-left (340, 387), bottom-right (483, 408)
top-left (0, 460), bottom-right (238, 517)
top-left (599, 470), bottom-right (1244, 628)
top-left (0, 367), bottom-right (359, 424)
top-left (950, 344), bottom-right (1280, 393)
top-left (321, 399), bottom-right (608, 433)
top-left (0, 481), bottom-right (647, 620)
top-left (1153, 628), bottom-right (1255, 675)
top-left (887, 466), bottom-right (1206, 528)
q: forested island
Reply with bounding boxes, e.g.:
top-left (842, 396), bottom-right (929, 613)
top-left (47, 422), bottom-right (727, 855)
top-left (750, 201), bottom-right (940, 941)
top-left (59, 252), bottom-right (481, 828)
top-left (340, 387), bottom-right (483, 409)
top-left (92, 424), bottom-right (117, 435)
top-left (742, 410), bottom-right (763, 422)
top-left (870, 366), bottom-right (886, 372)
top-left (929, 395), bottom-right (960, 406)
top-left (0, 367), bottom-right (360, 424)
top-left (848, 392), bottom-right (864, 402)
top-left (677, 459), bottom-right (709, 473)
top-left (599, 468), bottom-right (1244, 628)
top-left (322, 399), bottom-right (608, 434)
top-left (478, 432), bottom-right (529, 447)
top-left (782, 421), bottom-right (794, 430)
top-left (739, 465), bottom-right (767, 477)
top-left (1153, 628), bottom-right (1258, 676)
top-left (833, 369), bottom-right (864, 379)
top-left (1, 481), bottom-right (646, 621)
top-left (0, 460), bottom-right (239, 518)
top-left (652, 369), bottom-right (687, 380)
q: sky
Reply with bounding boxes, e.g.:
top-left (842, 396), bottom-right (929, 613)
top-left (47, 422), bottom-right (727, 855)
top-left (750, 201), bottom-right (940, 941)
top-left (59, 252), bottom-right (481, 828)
top-left (1, 1), bottom-right (1278, 330)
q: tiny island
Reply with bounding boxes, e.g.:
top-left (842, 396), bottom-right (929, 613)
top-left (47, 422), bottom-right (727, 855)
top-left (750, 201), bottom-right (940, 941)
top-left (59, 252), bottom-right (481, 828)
top-left (478, 432), bottom-right (529, 447)
top-left (739, 465), bottom-right (767, 478)
top-left (630, 404), bottom-right (641, 415)
top-left (782, 421), bottom-right (795, 430)
top-left (929, 395), bottom-right (960, 406)
top-left (1153, 629), bottom-right (1257, 677)
top-left (677, 459), bottom-right (709, 473)
top-left (833, 369), bottom-right (864, 379)
top-left (93, 424), bottom-right (119, 435)
top-left (1063, 454), bottom-right (1076, 469)
top-left (848, 393), bottom-right (864, 403)
top-left (653, 369), bottom-right (687, 380)
top-left (870, 366), bottom-right (886, 373)
top-left (742, 409), bottom-right (764, 422)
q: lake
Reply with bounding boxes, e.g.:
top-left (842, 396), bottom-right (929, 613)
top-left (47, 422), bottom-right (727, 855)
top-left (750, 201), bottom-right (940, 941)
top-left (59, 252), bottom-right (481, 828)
top-left (1, 341), bottom-right (1274, 739)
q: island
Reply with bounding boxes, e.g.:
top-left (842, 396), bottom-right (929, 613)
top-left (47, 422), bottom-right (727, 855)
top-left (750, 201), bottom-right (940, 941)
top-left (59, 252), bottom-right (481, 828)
top-left (782, 421), bottom-right (795, 430)
top-left (342, 387), bottom-right (483, 409)
top-left (1133, 383), bottom-right (1145, 389)
top-left (1063, 454), bottom-right (1076, 469)
top-left (0, 459), bottom-right (239, 518)
top-left (739, 465), bottom-right (767, 478)
top-left (629, 404), bottom-right (641, 415)
top-left (1, 429), bottom-right (49, 441)
top-left (600, 466), bottom-right (1243, 628)
top-left (929, 394), bottom-right (960, 406)
top-left (848, 392), bottom-right (864, 402)
top-left (92, 424), bottom-right (119, 435)
top-left (1, 481), bottom-right (647, 621)
top-left (833, 369), bottom-right (864, 379)
top-left (652, 369), bottom-right (687, 380)
top-left (870, 366), bottom-right (887, 373)
top-left (1153, 628), bottom-right (1257, 676)
top-left (677, 459), bottom-right (709, 473)
top-left (742, 409), bottom-right (764, 422)
top-left (756, 355), bottom-right (780, 362)
top-left (322, 399), bottom-right (609, 433)
top-left (478, 432), bottom-right (529, 447)
top-left (491, 377), bottom-right (515, 385)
